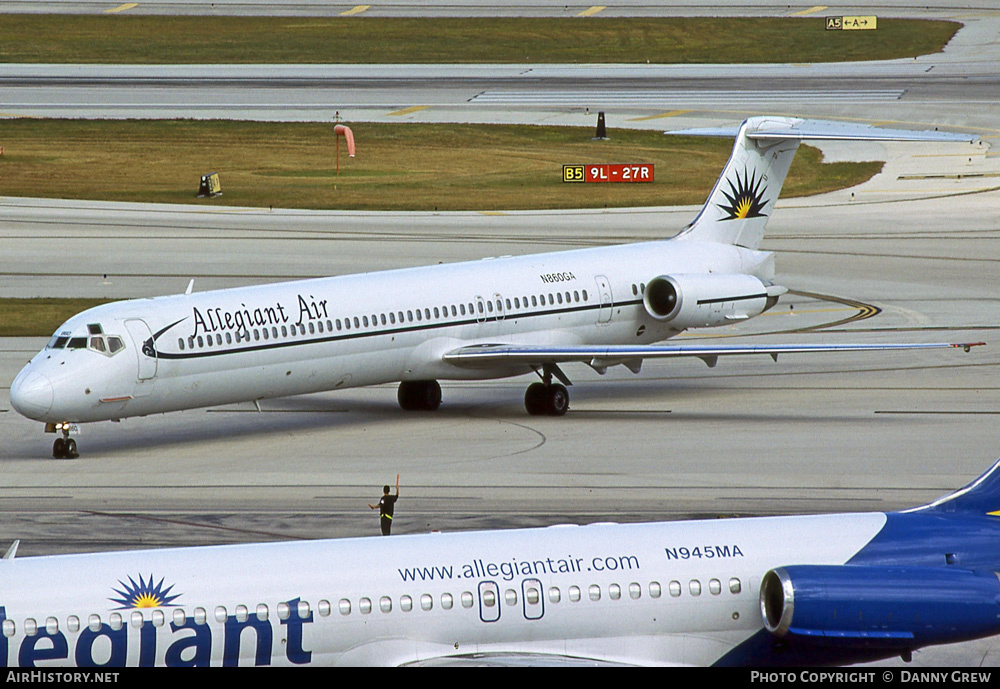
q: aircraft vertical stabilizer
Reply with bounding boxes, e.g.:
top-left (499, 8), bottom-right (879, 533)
top-left (668, 117), bottom-right (975, 251)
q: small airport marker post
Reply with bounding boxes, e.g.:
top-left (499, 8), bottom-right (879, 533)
top-left (197, 172), bottom-right (222, 198)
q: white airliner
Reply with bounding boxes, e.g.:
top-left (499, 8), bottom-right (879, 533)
top-left (3, 459), bottom-right (1000, 667)
top-left (9, 117), bottom-right (980, 458)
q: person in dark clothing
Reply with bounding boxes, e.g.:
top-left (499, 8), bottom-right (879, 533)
top-left (369, 474), bottom-right (399, 535)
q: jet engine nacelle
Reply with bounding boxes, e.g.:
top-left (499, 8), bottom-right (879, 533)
top-left (641, 273), bottom-right (779, 329)
top-left (760, 565), bottom-right (1000, 650)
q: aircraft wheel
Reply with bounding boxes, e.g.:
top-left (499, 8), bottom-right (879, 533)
top-left (524, 382), bottom-right (547, 415)
top-left (398, 380), bottom-right (441, 411)
top-left (52, 437), bottom-right (67, 459)
top-left (65, 438), bottom-right (79, 459)
top-left (545, 384), bottom-right (570, 416)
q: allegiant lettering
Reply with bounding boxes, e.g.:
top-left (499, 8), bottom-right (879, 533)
top-left (0, 602), bottom-right (313, 667)
top-left (191, 295), bottom-right (330, 338)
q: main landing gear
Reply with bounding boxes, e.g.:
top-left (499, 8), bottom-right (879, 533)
top-left (524, 364), bottom-right (571, 417)
top-left (397, 380), bottom-right (442, 411)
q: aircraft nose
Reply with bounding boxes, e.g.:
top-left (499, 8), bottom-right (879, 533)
top-left (10, 370), bottom-right (54, 420)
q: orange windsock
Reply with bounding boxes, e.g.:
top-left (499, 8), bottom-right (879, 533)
top-left (334, 124), bottom-right (356, 158)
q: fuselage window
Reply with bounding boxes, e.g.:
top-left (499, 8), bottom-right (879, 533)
top-left (379, 596), bottom-right (392, 613)
top-left (441, 593), bottom-right (453, 610)
top-left (226, 333), bottom-right (232, 345)
top-left (460, 304), bottom-right (466, 316)
top-left (327, 319), bottom-right (334, 331)
top-left (23, 619), bottom-right (37, 637)
top-left (197, 336), bottom-right (204, 348)
top-left (360, 598), bottom-right (372, 614)
top-left (88, 324), bottom-right (103, 335)
top-left (451, 305), bottom-right (457, 317)
top-left (381, 314), bottom-right (387, 326)
top-left (420, 594), bottom-right (433, 611)
top-left (689, 580), bottom-right (702, 596)
top-left (729, 578), bottom-right (742, 595)
top-left (495, 299), bottom-right (502, 312)
top-left (557, 293), bottom-right (563, 304)
top-left (504, 589), bottom-right (517, 606)
top-left (416, 309), bottom-right (422, 321)
top-left (1, 620), bottom-right (13, 638)
top-left (548, 587), bottom-right (561, 604)
top-left (130, 611), bottom-right (144, 629)
top-left (318, 321), bottom-right (324, 333)
top-left (477, 302), bottom-right (484, 314)
top-left (461, 592), bottom-right (474, 608)
top-left (629, 583), bottom-right (641, 599)
top-left (481, 590), bottom-right (496, 608)
top-left (344, 318), bottom-right (351, 330)
top-left (297, 600), bottom-right (310, 619)
top-left (261, 329), bottom-right (268, 341)
top-left (505, 298), bottom-right (511, 310)
top-left (234, 605), bottom-right (248, 623)
top-left (50, 336), bottom-right (70, 349)
top-left (709, 579), bottom-right (722, 595)
top-left (309, 322), bottom-right (316, 334)
top-left (90, 337), bottom-right (106, 353)
top-left (650, 582), bottom-right (662, 599)
top-left (582, 289), bottom-right (588, 301)
top-left (68, 337), bottom-right (87, 349)
top-left (363, 316), bottom-right (369, 328)
top-left (389, 313), bottom-right (395, 325)
top-left (257, 604), bottom-right (270, 621)
top-left (632, 284), bottom-right (638, 296)
top-left (88, 615), bottom-right (102, 632)
top-left (214, 607), bottom-right (228, 623)
top-left (172, 609), bottom-right (186, 626)
top-left (433, 307), bottom-right (440, 319)
top-left (588, 585), bottom-right (601, 602)
top-left (45, 617), bottom-right (59, 635)
top-left (640, 283), bottom-right (646, 294)
top-left (67, 616), bottom-right (81, 633)
top-left (337, 319), bottom-right (343, 330)
top-left (253, 330), bottom-right (260, 342)
top-left (514, 297), bottom-right (520, 309)
top-left (339, 599), bottom-right (351, 616)
top-left (568, 586), bottom-right (581, 602)
top-left (407, 310), bottom-right (413, 322)
top-left (178, 338), bottom-right (185, 351)
top-left (531, 296), bottom-right (538, 307)
top-left (109, 613), bottom-right (123, 631)
top-left (668, 581), bottom-right (681, 597)
top-left (574, 290), bottom-right (580, 302)
top-left (193, 608), bottom-right (207, 625)
top-left (400, 595), bottom-right (413, 612)
top-left (281, 326), bottom-right (287, 337)
top-left (609, 584), bottom-right (621, 600)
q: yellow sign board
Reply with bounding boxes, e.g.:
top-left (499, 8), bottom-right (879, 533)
top-left (842, 16), bottom-right (877, 30)
top-left (827, 16), bottom-right (877, 31)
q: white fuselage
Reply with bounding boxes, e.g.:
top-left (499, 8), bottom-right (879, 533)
top-left (14, 238), bottom-right (771, 424)
top-left (0, 514), bottom-right (883, 667)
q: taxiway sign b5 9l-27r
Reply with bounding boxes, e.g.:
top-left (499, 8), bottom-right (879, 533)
top-left (9, 117), bottom-right (982, 458)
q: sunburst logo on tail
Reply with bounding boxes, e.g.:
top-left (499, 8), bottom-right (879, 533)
top-left (717, 167), bottom-right (769, 221)
top-left (110, 574), bottom-right (182, 609)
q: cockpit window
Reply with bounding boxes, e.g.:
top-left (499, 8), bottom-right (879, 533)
top-left (47, 327), bottom-right (126, 357)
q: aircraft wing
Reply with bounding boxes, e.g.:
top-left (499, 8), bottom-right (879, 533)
top-left (443, 341), bottom-right (983, 373)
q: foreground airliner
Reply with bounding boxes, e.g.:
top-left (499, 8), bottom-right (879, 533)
top-left (4, 459), bottom-right (1000, 667)
top-left (9, 117), bottom-right (980, 458)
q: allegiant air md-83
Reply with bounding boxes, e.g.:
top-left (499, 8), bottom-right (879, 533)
top-left (4, 458), bottom-right (1000, 666)
top-left (9, 117), bottom-right (981, 458)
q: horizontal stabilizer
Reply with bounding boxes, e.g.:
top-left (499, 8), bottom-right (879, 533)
top-left (667, 119), bottom-right (976, 143)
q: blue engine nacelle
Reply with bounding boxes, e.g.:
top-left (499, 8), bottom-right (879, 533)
top-left (760, 565), bottom-right (1000, 650)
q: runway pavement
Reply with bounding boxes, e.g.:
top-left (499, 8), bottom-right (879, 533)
top-left (1, 1), bottom-right (1000, 666)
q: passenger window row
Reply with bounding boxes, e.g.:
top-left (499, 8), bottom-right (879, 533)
top-left (176, 289), bottom-right (592, 352)
top-left (2, 575), bottom-right (743, 637)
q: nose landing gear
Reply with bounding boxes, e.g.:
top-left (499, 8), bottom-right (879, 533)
top-left (47, 423), bottom-right (79, 459)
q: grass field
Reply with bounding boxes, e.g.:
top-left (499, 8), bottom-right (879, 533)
top-left (0, 299), bottom-right (115, 337)
top-left (0, 16), bottom-right (959, 64)
top-left (0, 120), bottom-right (883, 212)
